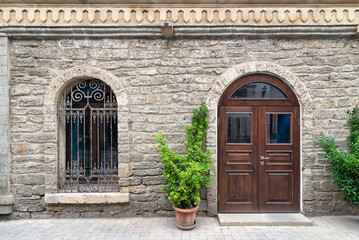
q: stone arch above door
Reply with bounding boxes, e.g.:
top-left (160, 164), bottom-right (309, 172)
top-left (205, 62), bottom-right (313, 215)
top-left (43, 66), bottom-right (129, 194)
top-left (206, 62), bottom-right (312, 111)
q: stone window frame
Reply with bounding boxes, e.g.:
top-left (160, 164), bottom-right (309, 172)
top-left (43, 66), bottom-right (129, 195)
top-left (205, 61), bottom-right (313, 215)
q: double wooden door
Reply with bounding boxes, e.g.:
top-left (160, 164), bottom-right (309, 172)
top-left (218, 105), bottom-right (300, 212)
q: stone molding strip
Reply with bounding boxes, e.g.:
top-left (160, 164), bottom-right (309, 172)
top-left (0, 7), bottom-right (359, 25)
top-left (1, 24), bottom-right (357, 38)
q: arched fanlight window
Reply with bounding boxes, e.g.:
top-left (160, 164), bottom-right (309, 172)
top-left (58, 79), bottom-right (119, 192)
top-left (229, 82), bottom-right (288, 99)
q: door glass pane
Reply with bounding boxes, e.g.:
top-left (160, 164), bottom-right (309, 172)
top-left (227, 114), bottom-right (251, 143)
top-left (267, 114), bottom-right (291, 143)
top-left (230, 82), bottom-right (288, 99)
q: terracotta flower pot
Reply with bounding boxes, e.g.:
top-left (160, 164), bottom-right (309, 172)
top-left (173, 205), bottom-right (199, 230)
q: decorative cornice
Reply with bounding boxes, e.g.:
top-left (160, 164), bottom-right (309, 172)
top-left (0, 6), bottom-right (359, 25)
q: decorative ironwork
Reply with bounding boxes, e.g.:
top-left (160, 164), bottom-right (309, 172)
top-left (58, 168), bottom-right (119, 193)
top-left (58, 79), bottom-right (119, 193)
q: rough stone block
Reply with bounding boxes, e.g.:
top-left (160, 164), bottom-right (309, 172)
top-left (27, 205), bottom-right (45, 212)
top-left (129, 185), bottom-right (146, 194)
top-left (120, 187), bottom-right (130, 193)
top-left (119, 177), bottom-right (142, 186)
top-left (16, 175), bottom-right (45, 185)
top-left (118, 163), bottom-right (132, 178)
top-left (131, 193), bottom-right (161, 202)
top-left (131, 202), bottom-right (159, 212)
top-left (30, 212), bottom-right (54, 218)
top-left (18, 97), bottom-right (43, 107)
top-left (0, 205), bottom-right (12, 214)
top-left (132, 169), bottom-right (162, 176)
top-left (320, 181), bottom-right (339, 192)
top-left (142, 176), bottom-right (166, 185)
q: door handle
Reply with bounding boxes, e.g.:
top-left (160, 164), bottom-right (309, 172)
top-left (260, 156), bottom-right (269, 166)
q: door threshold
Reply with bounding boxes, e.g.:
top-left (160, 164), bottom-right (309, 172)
top-left (217, 213), bottom-right (312, 226)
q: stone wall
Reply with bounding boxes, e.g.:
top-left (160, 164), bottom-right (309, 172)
top-left (8, 37), bottom-right (359, 218)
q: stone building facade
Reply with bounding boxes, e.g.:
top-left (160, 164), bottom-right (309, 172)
top-left (0, 1), bottom-right (359, 218)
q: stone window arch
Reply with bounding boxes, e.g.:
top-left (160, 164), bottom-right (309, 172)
top-left (43, 66), bottom-right (129, 195)
top-left (58, 79), bottom-right (119, 192)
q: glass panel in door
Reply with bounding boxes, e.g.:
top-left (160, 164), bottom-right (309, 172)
top-left (227, 114), bottom-right (251, 143)
top-left (267, 114), bottom-right (291, 144)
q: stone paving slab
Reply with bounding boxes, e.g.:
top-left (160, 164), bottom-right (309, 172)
top-left (218, 213), bottom-right (312, 226)
top-left (0, 215), bottom-right (358, 240)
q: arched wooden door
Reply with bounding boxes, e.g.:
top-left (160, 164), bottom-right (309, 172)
top-left (218, 74), bottom-right (300, 213)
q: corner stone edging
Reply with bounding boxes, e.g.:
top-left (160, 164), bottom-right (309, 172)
top-left (0, 195), bottom-right (14, 205)
top-left (0, 195), bottom-right (14, 215)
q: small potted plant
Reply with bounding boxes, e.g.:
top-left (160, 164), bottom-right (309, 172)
top-left (156, 102), bottom-right (215, 230)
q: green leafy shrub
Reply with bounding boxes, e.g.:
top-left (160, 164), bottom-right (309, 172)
top-left (318, 106), bottom-right (359, 206)
top-left (156, 102), bottom-right (215, 209)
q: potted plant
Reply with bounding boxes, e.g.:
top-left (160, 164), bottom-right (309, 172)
top-left (156, 102), bottom-right (215, 230)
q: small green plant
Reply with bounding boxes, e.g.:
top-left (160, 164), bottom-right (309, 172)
top-left (156, 102), bottom-right (215, 209)
top-left (318, 105), bottom-right (359, 206)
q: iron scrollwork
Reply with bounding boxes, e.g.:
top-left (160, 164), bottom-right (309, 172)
top-left (58, 79), bottom-right (119, 193)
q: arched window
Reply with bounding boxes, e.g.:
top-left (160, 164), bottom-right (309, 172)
top-left (229, 82), bottom-right (288, 99)
top-left (58, 79), bottom-right (119, 192)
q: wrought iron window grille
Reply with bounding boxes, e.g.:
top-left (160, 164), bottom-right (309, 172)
top-left (58, 79), bottom-right (119, 193)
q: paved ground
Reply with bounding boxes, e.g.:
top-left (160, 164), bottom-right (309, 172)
top-left (0, 215), bottom-right (358, 240)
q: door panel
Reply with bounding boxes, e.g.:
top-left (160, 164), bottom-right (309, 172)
top-left (258, 107), bottom-right (300, 212)
top-left (227, 152), bottom-right (252, 165)
top-left (227, 172), bottom-right (252, 202)
top-left (266, 171), bottom-right (293, 202)
top-left (218, 106), bottom-right (258, 212)
top-left (266, 151), bottom-right (292, 165)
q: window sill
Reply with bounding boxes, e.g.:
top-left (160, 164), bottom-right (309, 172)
top-left (44, 193), bottom-right (130, 204)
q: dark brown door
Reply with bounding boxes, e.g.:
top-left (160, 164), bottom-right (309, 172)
top-left (258, 106), bottom-right (300, 212)
top-left (218, 74), bottom-right (300, 213)
top-left (218, 106), bottom-right (259, 212)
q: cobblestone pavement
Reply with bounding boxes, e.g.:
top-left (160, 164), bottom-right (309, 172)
top-left (0, 215), bottom-right (358, 240)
